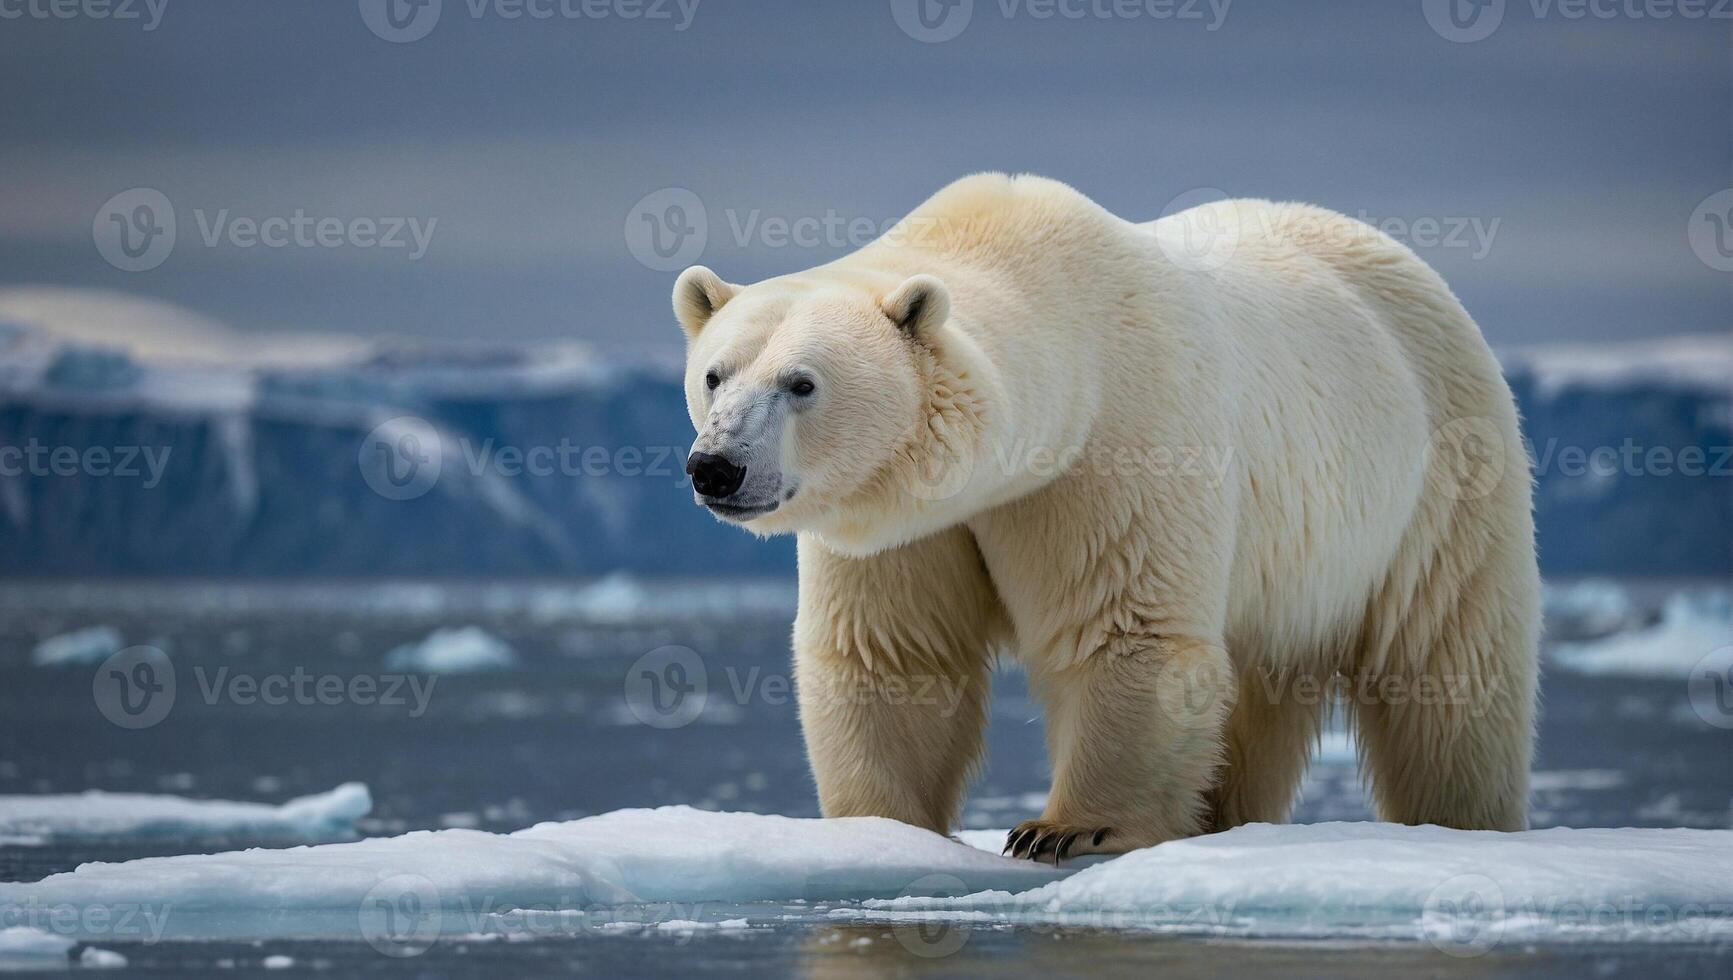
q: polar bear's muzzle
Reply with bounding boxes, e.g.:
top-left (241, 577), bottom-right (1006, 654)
top-left (687, 386), bottom-right (791, 522)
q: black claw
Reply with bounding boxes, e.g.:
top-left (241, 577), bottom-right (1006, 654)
top-left (1008, 826), bottom-right (1037, 858)
top-left (1092, 828), bottom-right (1110, 846)
top-left (1057, 831), bottom-right (1081, 861)
top-left (1030, 831), bottom-right (1055, 861)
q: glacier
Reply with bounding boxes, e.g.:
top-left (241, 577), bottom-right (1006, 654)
top-left (0, 806), bottom-right (1727, 949)
top-left (1, 293), bottom-right (1726, 578)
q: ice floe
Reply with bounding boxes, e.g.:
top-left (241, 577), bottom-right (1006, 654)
top-left (869, 821), bottom-right (1733, 947)
top-left (0, 927), bottom-right (126, 971)
top-left (0, 784), bottom-right (370, 843)
top-left (29, 627), bottom-right (122, 668)
top-left (384, 627), bottom-right (518, 674)
top-left (1550, 590), bottom-right (1731, 678)
top-left (0, 807), bottom-right (1062, 945)
top-left (1543, 580), bottom-right (1641, 639)
top-left (0, 927), bottom-right (73, 966)
top-left (0, 807), bottom-right (1727, 949)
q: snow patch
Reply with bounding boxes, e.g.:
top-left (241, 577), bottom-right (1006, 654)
top-left (384, 627), bottom-right (517, 674)
top-left (30, 627), bottom-right (122, 668)
top-left (0, 783), bottom-right (371, 843)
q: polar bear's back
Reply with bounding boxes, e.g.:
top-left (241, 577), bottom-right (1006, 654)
top-left (1150, 198), bottom-right (1530, 661)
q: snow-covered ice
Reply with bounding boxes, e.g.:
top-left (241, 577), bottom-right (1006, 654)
top-left (1550, 590), bottom-right (1731, 677)
top-left (869, 822), bottom-right (1733, 946)
top-left (384, 627), bottom-right (518, 674)
top-left (1, 807), bottom-right (1726, 948)
top-left (0, 783), bottom-right (371, 843)
top-left (0, 807), bottom-right (1062, 924)
top-left (29, 627), bottom-right (122, 668)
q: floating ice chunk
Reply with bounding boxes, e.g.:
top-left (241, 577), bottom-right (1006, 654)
top-left (653, 918), bottom-right (750, 932)
top-left (1550, 590), bottom-right (1731, 677)
top-left (873, 822), bottom-right (1733, 945)
top-left (1543, 580), bottom-right (1639, 638)
top-left (262, 955), bottom-right (294, 969)
top-left (0, 783), bottom-right (371, 843)
top-left (78, 948), bottom-right (127, 969)
top-left (30, 627), bottom-right (122, 667)
top-left (562, 573), bottom-right (653, 624)
top-left (5, 809), bottom-right (1725, 948)
top-left (0, 807), bottom-right (1065, 937)
top-left (520, 576), bottom-right (797, 626)
top-left (0, 927), bottom-right (72, 968)
top-left (384, 627), bottom-right (517, 674)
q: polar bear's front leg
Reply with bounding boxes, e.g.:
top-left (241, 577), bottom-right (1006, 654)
top-left (793, 528), bottom-right (1008, 835)
top-left (1009, 636), bottom-right (1234, 860)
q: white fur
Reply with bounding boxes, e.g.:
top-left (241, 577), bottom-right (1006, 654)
top-left (675, 174), bottom-right (1540, 856)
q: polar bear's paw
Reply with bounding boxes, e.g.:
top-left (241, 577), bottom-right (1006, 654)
top-left (1003, 821), bottom-right (1113, 864)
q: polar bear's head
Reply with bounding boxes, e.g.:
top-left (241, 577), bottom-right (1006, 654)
top-left (672, 264), bottom-right (976, 547)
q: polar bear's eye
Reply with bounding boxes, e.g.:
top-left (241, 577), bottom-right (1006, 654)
top-left (789, 378), bottom-right (816, 398)
top-left (704, 371), bottom-right (721, 391)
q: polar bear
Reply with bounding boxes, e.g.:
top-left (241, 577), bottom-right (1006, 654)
top-left (672, 174), bottom-right (1538, 861)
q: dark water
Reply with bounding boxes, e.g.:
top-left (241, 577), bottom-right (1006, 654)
top-left (1, 579), bottom-right (1729, 977)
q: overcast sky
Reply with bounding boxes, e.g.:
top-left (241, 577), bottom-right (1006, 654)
top-left (0, 0), bottom-right (1726, 359)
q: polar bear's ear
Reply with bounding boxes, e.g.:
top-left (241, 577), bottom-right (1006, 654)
top-left (672, 266), bottom-right (737, 339)
top-left (881, 275), bottom-right (950, 342)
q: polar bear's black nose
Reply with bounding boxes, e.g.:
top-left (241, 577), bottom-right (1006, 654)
top-left (687, 452), bottom-right (747, 499)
